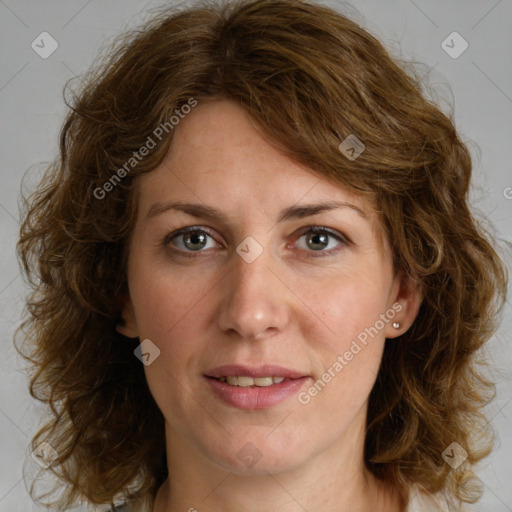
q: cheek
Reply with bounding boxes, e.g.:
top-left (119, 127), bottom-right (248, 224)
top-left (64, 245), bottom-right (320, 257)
top-left (129, 265), bottom-right (214, 403)
top-left (304, 267), bottom-right (391, 346)
top-left (299, 268), bottom-right (391, 402)
top-left (129, 256), bottom-right (215, 340)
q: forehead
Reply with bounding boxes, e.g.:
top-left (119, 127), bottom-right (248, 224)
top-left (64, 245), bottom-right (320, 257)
top-left (135, 99), bottom-right (385, 244)
top-left (141, 101), bottom-right (355, 198)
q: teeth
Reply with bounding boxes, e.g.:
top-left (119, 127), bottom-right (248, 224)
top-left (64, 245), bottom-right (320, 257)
top-left (219, 376), bottom-right (286, 387)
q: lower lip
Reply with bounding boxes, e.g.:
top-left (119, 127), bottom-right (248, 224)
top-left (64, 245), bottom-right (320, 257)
top-left (205, 376), bottom-right (309, 410)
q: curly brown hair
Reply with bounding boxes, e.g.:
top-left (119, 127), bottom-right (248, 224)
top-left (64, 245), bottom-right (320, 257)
top-left (16, 0), bottom-right (507, 510)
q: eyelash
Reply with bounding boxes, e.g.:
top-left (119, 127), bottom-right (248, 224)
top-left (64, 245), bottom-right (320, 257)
top-left (163, 225), bottom-right (350, 258)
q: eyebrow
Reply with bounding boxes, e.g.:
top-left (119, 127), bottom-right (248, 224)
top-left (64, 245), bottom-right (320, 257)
top-left (145, 200), bottom-right (367, 223)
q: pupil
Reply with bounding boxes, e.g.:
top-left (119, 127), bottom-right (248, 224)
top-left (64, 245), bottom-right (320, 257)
top-left (185, 232), bottom-right (206, 250)
top-left (308, 232), bottom-right (328, 250)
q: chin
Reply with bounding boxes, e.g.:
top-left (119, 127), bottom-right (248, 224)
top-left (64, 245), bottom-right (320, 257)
top-left (204, 434), bottom-right (309, 476)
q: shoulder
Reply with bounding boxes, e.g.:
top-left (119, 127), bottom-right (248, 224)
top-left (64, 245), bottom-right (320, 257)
top-left (406, 486), bottom-right (478, 512)
top-left (88, 497), bottom-right (150, 512)
top-left (108, 502), bottom-right (141, 512)
top-left (406, 487), bottom-right (450, 512)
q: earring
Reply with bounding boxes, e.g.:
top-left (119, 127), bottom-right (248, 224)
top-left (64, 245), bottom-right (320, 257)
top-left (392, 322), bottom-right (400, 329)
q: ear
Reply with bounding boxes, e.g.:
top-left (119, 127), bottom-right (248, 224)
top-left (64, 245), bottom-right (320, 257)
top-left (384, 272), bottom-right (422, 339)
top-left (116, 294), bottom-right (139, 339)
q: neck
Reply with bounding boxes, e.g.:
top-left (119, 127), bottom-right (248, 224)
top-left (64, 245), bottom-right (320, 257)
top-left (151, 409), bottom-right (404, 512)
top-left (153, 466), bottom-right (402, 512)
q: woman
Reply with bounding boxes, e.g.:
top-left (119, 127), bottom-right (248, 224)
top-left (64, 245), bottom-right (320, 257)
top-left (16, 0), bottom-right (507, 511)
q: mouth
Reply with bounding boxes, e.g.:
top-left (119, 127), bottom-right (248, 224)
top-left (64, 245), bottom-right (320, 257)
top-left (207, 375), bottom-right (288, 387)
top-left (205, 363), bottom-right (306, 382)
top-left (204, 364), bottom-right (309, 410)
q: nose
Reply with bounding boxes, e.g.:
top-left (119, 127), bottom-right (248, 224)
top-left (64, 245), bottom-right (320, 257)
top-left (215, 246), bottom-right (290, 341)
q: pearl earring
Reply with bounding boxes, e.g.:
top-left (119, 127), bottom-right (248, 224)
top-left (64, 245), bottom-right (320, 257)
top-left (392, 322), bottom-right (400, 329)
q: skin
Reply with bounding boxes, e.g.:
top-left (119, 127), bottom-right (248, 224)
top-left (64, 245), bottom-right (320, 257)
top-left (118, 99), bottom-right (422, 512)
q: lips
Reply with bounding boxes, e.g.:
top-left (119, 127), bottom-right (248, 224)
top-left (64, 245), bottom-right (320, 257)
top-left (204, 364), bottom-right (306, 380)
top-left (204, 364), bottom-right (309, 409)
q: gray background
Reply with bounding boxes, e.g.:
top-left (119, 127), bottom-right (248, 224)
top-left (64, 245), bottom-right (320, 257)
top-left (0, 0), bottom-right (511, 510)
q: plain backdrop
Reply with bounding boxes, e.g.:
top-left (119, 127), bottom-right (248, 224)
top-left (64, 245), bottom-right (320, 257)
top-left (0, 0), bottom-right (511, 510)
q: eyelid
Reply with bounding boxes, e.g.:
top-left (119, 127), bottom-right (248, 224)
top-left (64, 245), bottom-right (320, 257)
top-left (163, 225), bottom-right (217, 245)
top-left (294, 225), bottom-right (350, 243)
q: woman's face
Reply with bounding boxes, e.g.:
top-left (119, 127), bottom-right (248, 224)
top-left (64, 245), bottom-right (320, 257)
top-left (120, 99), bottom-right (418, 475)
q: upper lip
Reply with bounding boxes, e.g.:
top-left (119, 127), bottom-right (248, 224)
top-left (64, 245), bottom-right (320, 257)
top-left (205, 364), bottom-right (307, 379)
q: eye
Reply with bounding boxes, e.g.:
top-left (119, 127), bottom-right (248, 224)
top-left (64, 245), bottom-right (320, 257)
top-left (294, 227), bottom-right (347, 253)
top-left (165, 227), bottom-right (218, 252)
